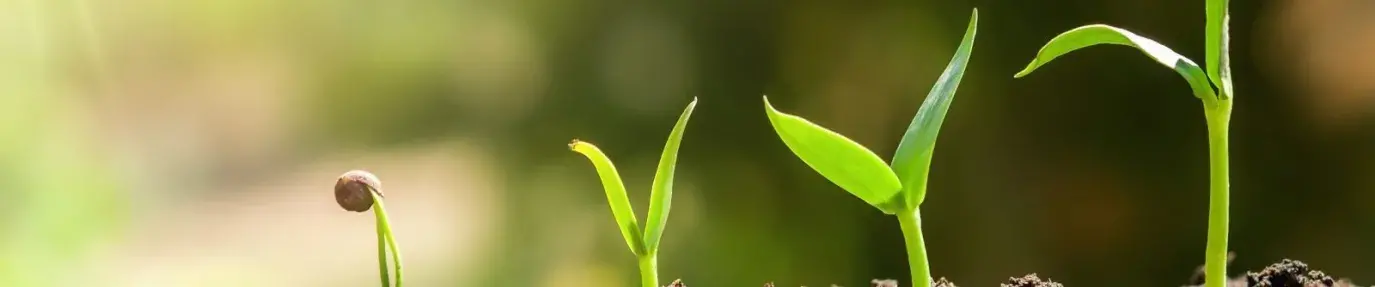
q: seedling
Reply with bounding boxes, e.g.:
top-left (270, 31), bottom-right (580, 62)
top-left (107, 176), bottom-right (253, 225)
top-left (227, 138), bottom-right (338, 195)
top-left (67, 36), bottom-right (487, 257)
top-left (335, 170), bottom-right (405, 287)
top-left (762, 9), bottom-right (976, 287)
top-left (569, 98), bottom-right (698, 287)
top-left (1012, 1), bottom-right (1233, 287)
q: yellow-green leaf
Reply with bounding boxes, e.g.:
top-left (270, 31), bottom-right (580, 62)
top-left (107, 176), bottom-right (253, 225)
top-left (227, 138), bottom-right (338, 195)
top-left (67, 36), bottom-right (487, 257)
top-left (891, 8), bottom-right (977, 207)
top-left (569, 140), bottom-right (647, 256)
top-left (643, 98), bottom-right (697, 253)
top-left (1014, 24), bottom-right (1217, 102)
top-left (763, 96), bottom-right (903, 212)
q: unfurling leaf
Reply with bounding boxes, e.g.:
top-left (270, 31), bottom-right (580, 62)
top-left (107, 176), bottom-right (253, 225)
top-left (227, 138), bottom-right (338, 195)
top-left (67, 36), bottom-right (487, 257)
top-left (1014, 25), bottom-right (1217, 101)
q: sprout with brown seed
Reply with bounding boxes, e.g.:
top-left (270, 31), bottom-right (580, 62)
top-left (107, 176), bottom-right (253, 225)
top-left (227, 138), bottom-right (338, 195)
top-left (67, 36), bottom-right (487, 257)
top-left (335, 170), bottom-right (403, 287)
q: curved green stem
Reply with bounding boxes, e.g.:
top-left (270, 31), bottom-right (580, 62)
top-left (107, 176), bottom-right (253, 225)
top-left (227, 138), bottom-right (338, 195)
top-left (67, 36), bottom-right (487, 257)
top-left (1203, 100), bottom-right (1232, 287)
top-left (377, 220), bottom-right (391, 287)
top-left (897, 208), bottom-right (931, 287)
top-left (638, 254), bottom-right (658, 287)
top-left (372, 192), bottom-right (403, 287)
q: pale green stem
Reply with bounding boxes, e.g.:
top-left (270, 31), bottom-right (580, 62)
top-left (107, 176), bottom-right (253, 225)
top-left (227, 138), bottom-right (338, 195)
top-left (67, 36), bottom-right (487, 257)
top-left (638, 254), bottom-right (658, 287)
top-left (1203, 100), bottom-right (1232, 287)
top-left (372, 192), bottom-right (403, 287)
top-left (376, 221), bottom-right (390, 287)
top-left (897, 208), bottom-right (931, 287)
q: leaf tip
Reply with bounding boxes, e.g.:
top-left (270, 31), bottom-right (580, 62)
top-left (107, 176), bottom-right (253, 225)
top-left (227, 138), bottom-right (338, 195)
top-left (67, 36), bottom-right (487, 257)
top-left (1013, 62), bottom-right (1040, 78)
top-left (569, 139), bottom-right (599, 155)
top-left (1013, 69), bottom-right (1030, 78)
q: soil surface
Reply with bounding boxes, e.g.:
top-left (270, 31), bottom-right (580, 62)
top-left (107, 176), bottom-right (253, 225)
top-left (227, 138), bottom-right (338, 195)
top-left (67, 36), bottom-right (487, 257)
top-left (691, 258), bottom-right (1363, 287)
top-left (1243, 259), bottom-right (1356, 287)
top-left (1002, 274), bottom-right (1063, 287)
top-left (1185, 259), bottom-right (1360, 287)
top-left (867, 278), bottom-right (957, 287)
top-left (932, 277), bottom-right (958, 287)
top-left (754, 277), bottom-right (957, 287)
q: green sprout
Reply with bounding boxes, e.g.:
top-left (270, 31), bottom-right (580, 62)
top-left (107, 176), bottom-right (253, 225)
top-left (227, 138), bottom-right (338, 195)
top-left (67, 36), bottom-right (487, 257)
top-left (335, 170), bottom-right (404, 287)
top-left (1012, 1), bottom-right (1233, 287)
top-left (762, 9), bottom-right (976, 287)
top-left (569, 98), bottom-right (698, 287)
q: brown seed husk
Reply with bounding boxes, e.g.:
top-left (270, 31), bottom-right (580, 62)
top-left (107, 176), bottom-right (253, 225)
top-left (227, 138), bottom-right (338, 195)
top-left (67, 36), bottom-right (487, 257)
top-left (335, 170), bottom-right (383, 212)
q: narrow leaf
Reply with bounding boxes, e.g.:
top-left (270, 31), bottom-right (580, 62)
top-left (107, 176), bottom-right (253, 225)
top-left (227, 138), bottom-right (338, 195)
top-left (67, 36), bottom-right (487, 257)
top-left (763, 96), bottom-right (903, 212)
top-left (891, 8), bottom-right (977, 207)
top-left (1014, 25), bottom-right (1217, 101)
top-left (1206, 0), bottom-right (1232, 98)
top-left (569, 140), bottom-right (647, 256)
top-left (643, 98), bottom-right (698, 253)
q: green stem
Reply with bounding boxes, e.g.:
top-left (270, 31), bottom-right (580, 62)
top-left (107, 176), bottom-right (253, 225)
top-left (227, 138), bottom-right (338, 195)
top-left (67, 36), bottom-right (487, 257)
top-left (373, 193), bottom-right (403, 287)
top-left (1202, 100), bottom-right (1232, 287)
top-left (897, 208), bottom-right (931, 287)
top-left (376, 220), bottom-right (390, 287)
top-left (638, 254), bottom-right (658, 287)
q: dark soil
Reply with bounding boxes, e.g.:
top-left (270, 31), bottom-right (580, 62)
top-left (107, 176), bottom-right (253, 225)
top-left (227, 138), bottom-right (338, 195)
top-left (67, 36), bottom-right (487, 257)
top-left (1185, 258), bottom-right (1361, 287)
top-left (932, 277), bottom-right (959, 287)
top-left (755, 277), bottom-right (956, 287)
top-left (691, 258), bottom-right (1363, 287)
top-left (865, 278), bottom-right (957, 287)
top-left (1002, 274), bottom-right (1063, 287)
top-left (1243, 259), bottom-right (1357, 287)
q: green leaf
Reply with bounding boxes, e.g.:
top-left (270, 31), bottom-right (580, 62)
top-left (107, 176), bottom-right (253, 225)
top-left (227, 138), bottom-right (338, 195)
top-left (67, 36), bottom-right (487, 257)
top-left (763, 96), bottom-right (904, 212)
top-left (1014, 25), bottom-right (1218, 102)
top-left (569, 140), bottom-right (647, 256)
top-left (891, 8), bottom-right (977, 207)
top-left (643, 98), bottom-right (697, 253)
top-left (1206, 0), bottom-right (1233, 98)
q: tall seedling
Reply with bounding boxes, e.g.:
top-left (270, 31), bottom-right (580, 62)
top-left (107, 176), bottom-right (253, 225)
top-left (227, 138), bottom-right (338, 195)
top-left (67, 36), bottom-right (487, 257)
top-left (570, 99), bottom-right (698, 287)
top-left (1013, 1), bottom-right (1234, 287)
top-left (763, 9), bottom-right (977, 287)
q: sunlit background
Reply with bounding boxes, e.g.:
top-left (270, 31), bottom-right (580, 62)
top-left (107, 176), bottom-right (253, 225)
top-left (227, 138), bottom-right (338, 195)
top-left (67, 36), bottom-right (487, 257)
top-left (1, 0), bottom-right (1372, 286)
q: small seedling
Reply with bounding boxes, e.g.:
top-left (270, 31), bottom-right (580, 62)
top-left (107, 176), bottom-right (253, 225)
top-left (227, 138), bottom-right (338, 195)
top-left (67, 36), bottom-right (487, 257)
top-left (569, 98), bottom-right (698, 287)
top-left (335, 170), bottom-right (404, 287)
top-left (762, 9), bottom-right (976, 287)
top-left (1012, 1), bottom-right (1233, 287)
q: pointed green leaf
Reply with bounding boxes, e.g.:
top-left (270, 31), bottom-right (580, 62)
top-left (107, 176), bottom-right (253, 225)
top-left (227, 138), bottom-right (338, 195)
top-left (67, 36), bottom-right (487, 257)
top-left (569, 140), bottom-right (647, 256)
top-left (1014, 25), bottom-right (1217, 101)
top-left (1206, 0), bottom-right (1233, 98)
top-left (891, 8), bottom-right (977, 207)
top-left (763, 96), bottom-right (903, 212)
top-left (643, 98), bottom-right (697, 253)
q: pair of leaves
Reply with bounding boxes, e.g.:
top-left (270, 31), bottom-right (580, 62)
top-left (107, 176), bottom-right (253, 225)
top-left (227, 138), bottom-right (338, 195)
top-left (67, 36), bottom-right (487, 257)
top-left (569, 98), bottom-right (697, 256)
top-left (1015, 0), bottom-right (1232, 101)
top-left (763, 8), bottom-right (977, 214)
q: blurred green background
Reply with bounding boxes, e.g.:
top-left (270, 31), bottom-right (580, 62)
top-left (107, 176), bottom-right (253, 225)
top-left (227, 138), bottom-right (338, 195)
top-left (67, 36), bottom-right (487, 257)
top-left (1, 0), bottom-right (1372, 286)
